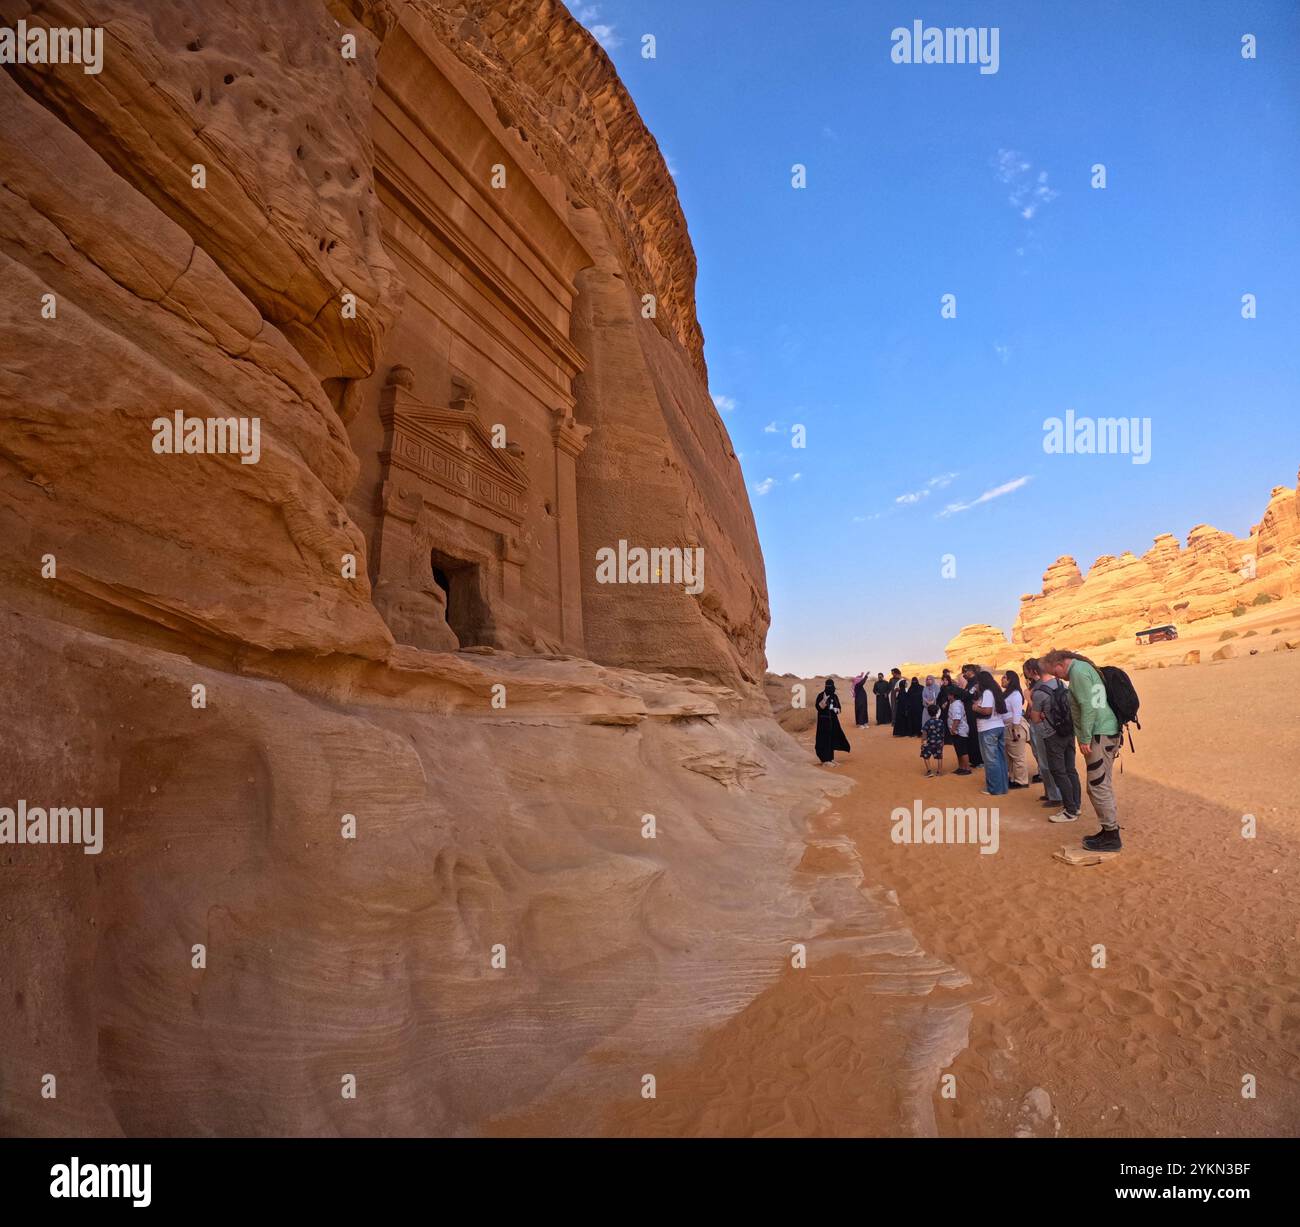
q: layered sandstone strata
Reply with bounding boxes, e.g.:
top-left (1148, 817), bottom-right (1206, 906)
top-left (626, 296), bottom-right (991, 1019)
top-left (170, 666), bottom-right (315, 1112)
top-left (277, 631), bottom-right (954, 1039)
top-left (406, 0), bottom-right (769, 684)
top-left (0, 0), bottom-right (958, 1137)
top-left (943, 624), bottom-right (1016, 671)
top-left (1001, 468), bottom-right (1300, 656)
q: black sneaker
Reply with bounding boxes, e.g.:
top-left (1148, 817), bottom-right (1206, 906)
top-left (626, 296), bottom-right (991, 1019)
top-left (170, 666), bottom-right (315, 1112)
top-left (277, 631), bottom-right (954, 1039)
top-left (1008, 781), bottom-right (1028, 790)
top-left (1082, 828), bottom-right (1122, 852)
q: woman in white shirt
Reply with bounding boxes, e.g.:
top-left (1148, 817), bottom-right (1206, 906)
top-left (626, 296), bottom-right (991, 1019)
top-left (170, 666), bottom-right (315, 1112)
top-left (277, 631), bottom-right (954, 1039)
top-left (1001, 669), bottom-right (1030, 789)
top-left (970, 670), bottom-right (1009, 795)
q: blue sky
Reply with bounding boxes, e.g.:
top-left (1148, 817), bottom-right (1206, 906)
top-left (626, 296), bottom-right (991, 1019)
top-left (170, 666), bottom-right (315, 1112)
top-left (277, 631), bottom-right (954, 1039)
top-left (575, 1), bottom-right (1300, 674)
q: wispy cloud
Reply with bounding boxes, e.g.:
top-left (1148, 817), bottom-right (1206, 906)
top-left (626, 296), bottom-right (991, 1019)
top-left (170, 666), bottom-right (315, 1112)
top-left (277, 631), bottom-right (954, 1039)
top-left (576, 6), bottom-right (620, 50)
top-left (762, 421), bottom-right (778, 434)
top-left (938, 475), bottom-right (1032, 518)
top-left (713, 393), bottom-right (737, 414)
top-left (993, 343), bottom-right (1010, 364)
top-left (993, 149), bottom-right (1058, 219)
top-left (790, 472), bottom-right (802, 482)
top-left (895, 471), bottom-right (958, 505)
top-left (753, 477), bottom-right (777, 496)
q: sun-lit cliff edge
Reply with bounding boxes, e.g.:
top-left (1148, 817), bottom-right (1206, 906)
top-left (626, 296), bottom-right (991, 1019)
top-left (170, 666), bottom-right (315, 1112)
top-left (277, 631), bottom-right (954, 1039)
top-left (895, 467), bottom-right (1300, 676)
top-left (0, 0), bottom-right (970, 1137)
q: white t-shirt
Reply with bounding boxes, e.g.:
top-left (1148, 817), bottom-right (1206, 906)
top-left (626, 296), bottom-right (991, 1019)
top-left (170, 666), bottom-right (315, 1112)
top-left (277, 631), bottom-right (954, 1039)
top-left (975, 689), bottom-right (1003, 734)
top-left (948, 698), bottom-right (969, 738)
top-left (1003, 689), bottom-right (1024, 727)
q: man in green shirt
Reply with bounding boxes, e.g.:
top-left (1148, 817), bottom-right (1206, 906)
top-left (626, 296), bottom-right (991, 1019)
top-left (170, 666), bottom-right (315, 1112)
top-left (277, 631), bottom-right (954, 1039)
top-left (1041, 649), bottom-right (1123, 852)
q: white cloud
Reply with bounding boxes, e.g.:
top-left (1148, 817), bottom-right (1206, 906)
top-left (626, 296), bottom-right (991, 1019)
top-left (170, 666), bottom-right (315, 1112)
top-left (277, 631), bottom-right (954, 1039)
top-left (790, 472), bottom-right (802, 482)
top-left (753, 477), bottom-right (777, 496)
top-left (937, 475), bottom-right (1033, 518)
top-left (713, 393), bottom-right (737, 413)
top-left (895, 472), bottom-right (958, 505)
top-left (763, 421), bottom-right (778, 433)
top-left (993, 343), bottom-right (1010, 364)
top-left (993, 149), bottom-right (1058, 220)
top-left (576, 7), bottom-right (620, 50)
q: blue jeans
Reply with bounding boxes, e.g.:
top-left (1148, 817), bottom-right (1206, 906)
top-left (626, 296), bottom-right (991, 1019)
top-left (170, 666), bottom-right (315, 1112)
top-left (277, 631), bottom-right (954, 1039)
top-left (979, 726), bottom-right (1008, 794)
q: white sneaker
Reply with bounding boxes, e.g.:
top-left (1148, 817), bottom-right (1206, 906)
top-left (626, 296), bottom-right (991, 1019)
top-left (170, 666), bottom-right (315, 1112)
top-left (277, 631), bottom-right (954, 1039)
top-left (1048, 810), bottom-right (1080, 823)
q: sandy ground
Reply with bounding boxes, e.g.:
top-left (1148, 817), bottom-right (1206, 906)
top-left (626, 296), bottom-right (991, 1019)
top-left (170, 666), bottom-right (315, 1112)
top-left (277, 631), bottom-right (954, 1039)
top-left (493, 646), bottom-right (1300, 1137)
top-left (830, 646), bottom-right (1300, 1136)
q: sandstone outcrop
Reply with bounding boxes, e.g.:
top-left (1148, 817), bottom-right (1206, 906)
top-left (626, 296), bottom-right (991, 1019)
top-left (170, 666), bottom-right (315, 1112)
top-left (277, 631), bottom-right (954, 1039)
top-left (0, 0), bottom-right (956, 1137)
top-left (1004, 467), bottom-right (1300, 658)
top-left (403, 0), bottom-right (768, 684)
top-left (943, 624), bottom-right (1016, 670)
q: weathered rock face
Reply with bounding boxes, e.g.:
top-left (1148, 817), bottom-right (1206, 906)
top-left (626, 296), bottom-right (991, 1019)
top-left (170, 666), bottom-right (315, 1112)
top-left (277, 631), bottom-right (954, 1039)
top-left (3, 0), bottom-right (402, 383)
top-left (403, 0), bottom-right (769, 685)
top-left (943, 624), bottom-right (1016, 671)
top-left (0, 1), bottom-right (954, 1139)
top-left (0, 38), bottom-right (393, 658)
top-left (0, 611), bottom-right (838, 1135)
top-left (1007, 468), bottom-right (1300, 654)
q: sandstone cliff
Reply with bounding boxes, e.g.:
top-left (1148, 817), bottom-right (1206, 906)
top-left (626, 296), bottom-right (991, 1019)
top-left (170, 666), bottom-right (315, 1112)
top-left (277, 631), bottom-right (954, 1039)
top-left (410, 0), bottom-right (769, 684)
top-left (0, 0), bottom-right (957, 1137)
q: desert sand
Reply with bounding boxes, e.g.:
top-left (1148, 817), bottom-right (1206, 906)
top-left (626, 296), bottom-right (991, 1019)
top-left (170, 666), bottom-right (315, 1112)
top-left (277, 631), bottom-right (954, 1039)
top-left (2, 0), bottom-right (1294, 1143)
top-left (492, 646), bottom-right (1300, 1137)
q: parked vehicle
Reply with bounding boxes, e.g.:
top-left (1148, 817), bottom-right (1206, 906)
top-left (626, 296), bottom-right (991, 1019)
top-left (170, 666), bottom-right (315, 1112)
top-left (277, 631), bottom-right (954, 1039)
top-left (1134, 624), bottom-right (1178, 645)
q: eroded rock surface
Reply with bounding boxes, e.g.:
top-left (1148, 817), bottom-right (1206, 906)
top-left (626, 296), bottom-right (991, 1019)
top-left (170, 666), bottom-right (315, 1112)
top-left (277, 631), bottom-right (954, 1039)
top-left (0, 0), bottom-right (961, 1137)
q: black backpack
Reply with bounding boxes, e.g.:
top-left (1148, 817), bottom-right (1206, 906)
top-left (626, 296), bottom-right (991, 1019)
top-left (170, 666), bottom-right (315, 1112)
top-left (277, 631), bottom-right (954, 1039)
top-left (1098, 665), bottom-right (1141, 752)
top-left (1036, 681), bottom-right (1073, 738)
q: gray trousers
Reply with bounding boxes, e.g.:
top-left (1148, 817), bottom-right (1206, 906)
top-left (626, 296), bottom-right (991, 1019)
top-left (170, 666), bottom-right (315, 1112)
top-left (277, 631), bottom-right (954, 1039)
top-left (1028, 721), bottom-right (1060, 801)
top-left (1082, 733), bottom-right (1122, 829)
top-left (1043, 731), bottom-right (1082, 816)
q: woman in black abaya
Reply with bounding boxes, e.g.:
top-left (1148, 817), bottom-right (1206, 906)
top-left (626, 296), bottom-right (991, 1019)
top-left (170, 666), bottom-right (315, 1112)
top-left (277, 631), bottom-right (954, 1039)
top-left (814, 679), bottom-right (852, 766)
top-left (873, 673), bottom-right (891, 725)
top-left (907, 676), bottom-right (925, 736)
top-left (851, 672), bottom-right (870, 727)
top-left (892, 678), bottom-right (910, 736)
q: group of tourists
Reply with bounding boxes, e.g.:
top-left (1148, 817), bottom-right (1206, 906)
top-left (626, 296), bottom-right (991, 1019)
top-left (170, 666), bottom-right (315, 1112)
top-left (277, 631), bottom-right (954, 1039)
top-left (814, 650), bottom-right (1128, 853)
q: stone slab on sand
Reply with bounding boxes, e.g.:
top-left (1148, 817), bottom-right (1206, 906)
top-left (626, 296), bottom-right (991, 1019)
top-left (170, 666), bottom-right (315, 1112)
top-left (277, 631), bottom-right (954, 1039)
top-left (1053, 845), bottom-right (1121, 867)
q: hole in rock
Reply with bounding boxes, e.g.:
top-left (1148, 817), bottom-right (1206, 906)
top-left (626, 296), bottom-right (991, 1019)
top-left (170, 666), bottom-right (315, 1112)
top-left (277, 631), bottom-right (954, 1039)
top-left (431, 551), bottom-right (489, 646)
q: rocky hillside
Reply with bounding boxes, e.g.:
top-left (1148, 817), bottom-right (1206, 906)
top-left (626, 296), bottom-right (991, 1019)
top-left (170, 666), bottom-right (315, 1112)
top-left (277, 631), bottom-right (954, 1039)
top-left (923, 467), bottom-right (1300, 673)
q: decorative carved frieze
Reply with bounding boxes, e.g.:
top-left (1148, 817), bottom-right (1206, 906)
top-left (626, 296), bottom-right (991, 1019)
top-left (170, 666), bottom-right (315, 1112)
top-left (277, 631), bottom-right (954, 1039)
top-left (379, 366), bottom-right (527, 529)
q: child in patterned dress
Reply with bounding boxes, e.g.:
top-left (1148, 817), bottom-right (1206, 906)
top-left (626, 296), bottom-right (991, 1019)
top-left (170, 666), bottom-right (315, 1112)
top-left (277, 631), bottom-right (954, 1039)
top-left (921, 703), bottom-right (945, 777)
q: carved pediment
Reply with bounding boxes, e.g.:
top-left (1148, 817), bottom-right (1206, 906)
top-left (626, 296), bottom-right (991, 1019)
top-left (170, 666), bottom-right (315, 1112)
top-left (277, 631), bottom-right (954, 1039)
top-left (379, 379), bottom-right (527, 527)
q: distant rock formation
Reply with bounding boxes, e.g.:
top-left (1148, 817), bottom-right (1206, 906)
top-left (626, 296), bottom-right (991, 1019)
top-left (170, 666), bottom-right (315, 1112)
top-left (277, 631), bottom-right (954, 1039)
top-left (921, 467), bottom-right (1300, 671)
top-left (1010, 467), bottom-right (1299, 653)
top-left (944, 624), bottom-right (1015, 668)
